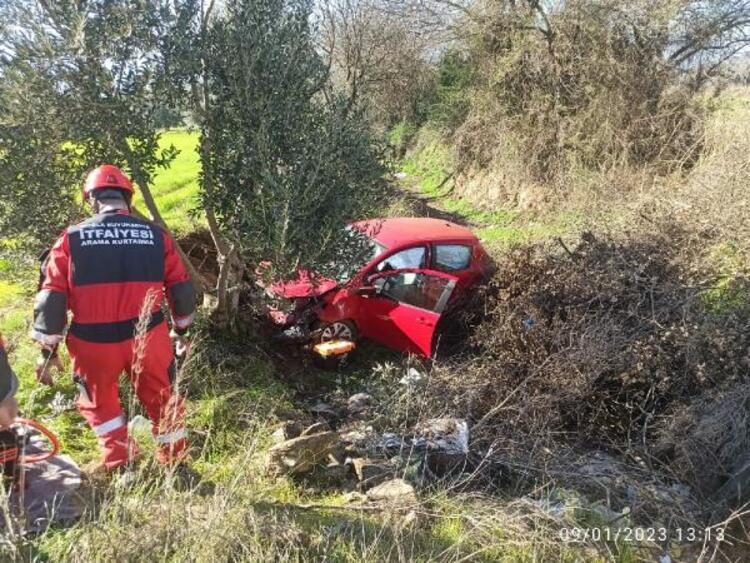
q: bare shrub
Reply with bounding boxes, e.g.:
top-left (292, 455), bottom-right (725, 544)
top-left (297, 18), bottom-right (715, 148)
top-left (453, 0), bottom-right (706, 184)
top-left (419, 227), bottom-right (750, 512)
top-left (656, 382), bottom-right (750, 497)
top-left (320, 0), bottom-right (437, 128)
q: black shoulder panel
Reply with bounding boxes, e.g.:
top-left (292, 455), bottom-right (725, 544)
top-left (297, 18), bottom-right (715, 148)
top-left (68, 214), bottom-right (165, 286)
top-left (33, 289), bottom-right (68, 335)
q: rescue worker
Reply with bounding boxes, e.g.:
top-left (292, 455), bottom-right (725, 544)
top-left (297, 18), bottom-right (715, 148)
top-left (0, 334), bottom-right (19, 429)
top-left (32, 164), bottom-right (196, 475)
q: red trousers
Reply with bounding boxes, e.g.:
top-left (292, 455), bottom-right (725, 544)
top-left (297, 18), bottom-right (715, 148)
top-left (67, 322), bottom-right (187, 469)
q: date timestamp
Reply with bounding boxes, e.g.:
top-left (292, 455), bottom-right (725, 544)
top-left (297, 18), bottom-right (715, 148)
top-left (559, 527), bottom-right (725, 544)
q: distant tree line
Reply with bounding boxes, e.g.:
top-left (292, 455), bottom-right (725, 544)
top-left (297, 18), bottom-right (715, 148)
top-left (0, 0), bottom-right (385, 323)
top-left (2, 0), bottom-right (750, 321)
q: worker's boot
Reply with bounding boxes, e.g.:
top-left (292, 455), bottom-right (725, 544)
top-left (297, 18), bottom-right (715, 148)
top-left (82, 460), bottom-right (139, 489)
top-left (81, 460), bottom-right (111, 487)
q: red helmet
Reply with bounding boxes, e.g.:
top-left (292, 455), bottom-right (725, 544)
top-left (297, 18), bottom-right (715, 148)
top-left (82, 165), bottom-right (135, 201)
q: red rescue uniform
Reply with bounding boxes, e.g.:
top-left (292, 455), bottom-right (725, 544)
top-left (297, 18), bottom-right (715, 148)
top-left (33, 209), bottom-right (195, 469)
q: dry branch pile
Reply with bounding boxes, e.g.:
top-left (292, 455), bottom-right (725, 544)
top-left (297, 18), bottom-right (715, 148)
top-left (426, 227), bottom-right (750, 515)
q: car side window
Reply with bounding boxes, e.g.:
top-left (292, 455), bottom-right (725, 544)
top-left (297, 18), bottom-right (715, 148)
top-left (375, 273), bottom-right (455, 313)
top-left (434, 244), bottom-right (471, 272)
top-left (375, 246), bottom-right (426, 273)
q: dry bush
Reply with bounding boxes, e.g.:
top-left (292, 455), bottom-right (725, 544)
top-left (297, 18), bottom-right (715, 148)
top-left (645, 86), bottom-right (750, 257)
top-left (451, 0), bottom-right (706, 191)
top-left (422, 227), bottom-right (750, 509)
top-left (320, 0), bottom-right (437, 129)
top-left (655, 382), bottom-right (750, 497)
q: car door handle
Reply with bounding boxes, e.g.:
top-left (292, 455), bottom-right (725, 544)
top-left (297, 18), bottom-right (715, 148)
top-left (418, 317), bottom-right (434, 327)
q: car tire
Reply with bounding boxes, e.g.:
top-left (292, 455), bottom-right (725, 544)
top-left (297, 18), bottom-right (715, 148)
top-left (318, 320), bottom-right (358, 343)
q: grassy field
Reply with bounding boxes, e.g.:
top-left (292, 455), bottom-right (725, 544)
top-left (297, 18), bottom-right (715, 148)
top-left (0, 127), bottom-right (671, 561)
top-left (147, 129), bottom-right (203, 233)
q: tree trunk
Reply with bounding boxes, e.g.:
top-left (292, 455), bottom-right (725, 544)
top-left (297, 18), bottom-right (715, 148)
top-left (212, 244), bottom-right (239, 328)
top-left (126, 159), bottom-right (207, 293)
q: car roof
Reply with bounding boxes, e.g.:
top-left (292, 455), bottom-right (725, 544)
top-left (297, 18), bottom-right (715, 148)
top-left (351, 217), bottom-right (478, 248)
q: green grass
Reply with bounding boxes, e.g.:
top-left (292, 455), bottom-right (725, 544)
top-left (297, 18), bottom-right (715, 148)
top-left (0, 128), bottom-right (615, 561)
top-left (146, 129), bottom-right (203, 234)
top-left (701, 242), bottom-right (750, 315)
top-left (400, 129), bottom-right (583, 250)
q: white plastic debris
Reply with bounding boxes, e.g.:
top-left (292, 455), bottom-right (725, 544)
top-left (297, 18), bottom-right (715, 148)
top-left (414, 418), bottom-right (469, 456)
top-left (400, 368), bottom-right (426, 389)
top-left (128, 414), bottom-right (152, 435)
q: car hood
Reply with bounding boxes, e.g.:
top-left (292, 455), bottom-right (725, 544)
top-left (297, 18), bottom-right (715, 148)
top-left (270, 270), bottom-right (339, 299)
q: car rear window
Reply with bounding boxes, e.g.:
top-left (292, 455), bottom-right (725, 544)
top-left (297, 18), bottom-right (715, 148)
top-left (434, 244), bottom-right (471, 272)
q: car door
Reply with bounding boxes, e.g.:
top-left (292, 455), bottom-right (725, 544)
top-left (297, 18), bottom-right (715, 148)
top-left (357, 268), bottom-right (458, 357)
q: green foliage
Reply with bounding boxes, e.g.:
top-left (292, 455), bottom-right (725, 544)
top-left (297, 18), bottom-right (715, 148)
top-left (387, 121), bottom-right (419, 158)
top-left (428, 49), bottom-right (474, 130)
top-left (0, 67), bottom-right (82, 248)
top-left (0, 0), bottom-right (179, 250)
top-left (701, 242), bottom-right (750, 315)
top-left (201, 0), bottom-right (386, 276)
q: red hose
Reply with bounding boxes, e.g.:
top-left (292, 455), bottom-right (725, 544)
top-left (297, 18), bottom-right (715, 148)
top-left (0, 418), bottom-right (60, 465)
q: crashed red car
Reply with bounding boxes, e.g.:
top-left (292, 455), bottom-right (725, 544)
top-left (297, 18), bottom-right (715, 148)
top-left (266, 218), bottom-right (493, 358)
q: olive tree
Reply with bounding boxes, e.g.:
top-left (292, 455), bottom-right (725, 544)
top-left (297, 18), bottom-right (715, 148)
top-left (0, 0), bottom-right (198, 279)
top-left (165, 0), bottom-right (386, 322)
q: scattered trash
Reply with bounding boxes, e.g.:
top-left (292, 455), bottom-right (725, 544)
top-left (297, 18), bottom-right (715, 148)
top-left (275, 325), bottom-right (310, 343)
top-left (394, 172), bottom-right (408, 180)
top-left (381, 432), bottom-right (408, 453)
top-left (414, 418), bottom-right (469, 476)
top-left (315, 340), bottom-right (356, 358)
top-left (313, 340), bottom-right (356, 370)
top-left (399, 368), bottom-right (426, 389)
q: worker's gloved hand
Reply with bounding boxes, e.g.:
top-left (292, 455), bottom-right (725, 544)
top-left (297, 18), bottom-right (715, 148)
top-left (35, 353), bottom-right (64, 386)
top-left (170, 330), bottom-right (191, 360)
top-left (0, 396), bottom-right (18, 429)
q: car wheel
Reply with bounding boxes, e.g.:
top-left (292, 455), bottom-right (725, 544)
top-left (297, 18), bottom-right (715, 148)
top-left (319, 320), bottom-right (358, 342)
